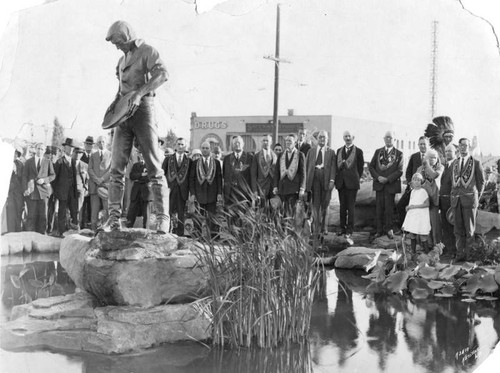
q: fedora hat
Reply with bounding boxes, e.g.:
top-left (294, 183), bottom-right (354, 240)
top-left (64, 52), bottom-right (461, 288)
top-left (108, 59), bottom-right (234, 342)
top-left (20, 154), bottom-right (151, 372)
top-left (62, 138), bottom-right (75, 147)
top-left (84, 136), bottom-right (95, 144)
top-left (97, 186), bottom-right (108, 200)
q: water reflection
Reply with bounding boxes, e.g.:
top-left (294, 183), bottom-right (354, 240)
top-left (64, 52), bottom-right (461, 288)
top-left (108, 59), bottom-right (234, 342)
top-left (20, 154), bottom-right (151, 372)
top-left (310, 268), bottom-right (499, 373)
top-left (1, 262), bottom-right (499, 373)
top-left (1, 256), bottom-right (76, 323)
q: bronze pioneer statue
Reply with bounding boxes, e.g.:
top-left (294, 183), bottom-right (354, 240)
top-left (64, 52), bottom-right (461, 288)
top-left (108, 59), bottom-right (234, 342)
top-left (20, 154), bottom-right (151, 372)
top-left (101, 20), bottom-right (170, 233)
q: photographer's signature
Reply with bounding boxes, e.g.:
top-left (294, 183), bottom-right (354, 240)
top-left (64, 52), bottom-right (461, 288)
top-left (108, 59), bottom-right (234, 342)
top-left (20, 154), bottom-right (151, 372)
top-left (456, 346), bottom-right (481, 364)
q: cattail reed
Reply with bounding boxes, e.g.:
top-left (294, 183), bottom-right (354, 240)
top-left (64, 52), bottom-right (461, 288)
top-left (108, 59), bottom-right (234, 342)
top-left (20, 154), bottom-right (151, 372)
top-left (193, 195), bottom-right (322, 349)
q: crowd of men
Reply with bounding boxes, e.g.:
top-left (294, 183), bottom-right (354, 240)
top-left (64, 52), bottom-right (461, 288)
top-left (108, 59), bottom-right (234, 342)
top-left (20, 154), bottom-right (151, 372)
top-left (5, 125), bottom-right (495, 260)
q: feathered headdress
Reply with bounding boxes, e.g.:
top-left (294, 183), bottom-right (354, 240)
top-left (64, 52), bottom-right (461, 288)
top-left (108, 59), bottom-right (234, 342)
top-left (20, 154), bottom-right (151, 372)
top-left (424, 116), bottom-right (454, 149)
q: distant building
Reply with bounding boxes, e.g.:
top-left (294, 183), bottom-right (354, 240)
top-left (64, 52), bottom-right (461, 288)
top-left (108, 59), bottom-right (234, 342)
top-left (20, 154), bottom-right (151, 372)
top-left (190, 112), bottom-right (420, 160)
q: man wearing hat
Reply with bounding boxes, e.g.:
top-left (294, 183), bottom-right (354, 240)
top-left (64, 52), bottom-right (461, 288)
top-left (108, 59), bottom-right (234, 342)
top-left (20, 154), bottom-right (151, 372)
top-left (22, 142), bottom-right (55, 234)
top-left (46, 146), bottom-right (59, 234)
top-left (6, 148), bottom-right (25, 232)
top-left (52, 138), bottom-right (79, 235)
top-left (73, 143), bottom-right (89, 226)
top-left (80, 136), bottom-right (94, 227)
top-left (103, 20), bottom-right (170, 233)
top-left (88, 135), bottom-right (111, 231)
top-left (81, 136), bottom-right (94, 164)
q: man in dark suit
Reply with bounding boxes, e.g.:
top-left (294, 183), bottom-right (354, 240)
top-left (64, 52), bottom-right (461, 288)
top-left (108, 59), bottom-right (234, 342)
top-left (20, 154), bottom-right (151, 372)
top-left (305, 130), bottom-right (336, 235)
top-left (7, 149), bottom-right (25, 232)
top-left (397, 136), bottom-right (428, 227)
top-left (46, 146), bottom-right (59, 234)
top-left (126, 149), bottom-right (152, 228)
top-left (251, 134), bottom-right (277, 206)
top-left (335, 130), bottom-right (364, 242)
top-left (439, 144), bottom-right (456, 254)
top-left (296, 128), bottom-right (311, 156)
top-left (164, 137), bottom-right (191, 236)
top-left (22, 142), bottom-right (55, 234)
top-left (189, 141), bottom-right (223, 235)
top-left (79, 136), bottom-right (94, 228)
top-left (53, 138), bottom-right (79, 235)
top-left (73, 145), bottom-right (89, 228)
top-left (274, 134), bottom-right (306, 217)
top-left (369, 131), bottom-right (403, 239)
top-left (450, 138), bottom-right (485, 261)
top-left (223, 135), bottom-right (253, 206)
top-left (88, 136), bottom-right (111, 231)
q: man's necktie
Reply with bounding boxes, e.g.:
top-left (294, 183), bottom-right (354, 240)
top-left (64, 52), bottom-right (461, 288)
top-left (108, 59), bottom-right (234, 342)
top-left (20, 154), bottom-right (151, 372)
top-left (37, 159), bottom-right (41, 172)
top-left (204, 158), bottom-right (209, 172)
top-left (461, 157), bottom-right (465, 173)
top-left (266, 151), bottom-right (271, 163)
top-left (100, 151), bottom-right (103, 162)
top-left (316, 147), bottom-right (323, 166)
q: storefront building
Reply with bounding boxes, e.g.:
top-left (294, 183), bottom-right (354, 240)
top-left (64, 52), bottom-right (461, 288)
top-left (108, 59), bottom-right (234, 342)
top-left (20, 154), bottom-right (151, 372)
top-left (190, 111), bottom-right (420, 158)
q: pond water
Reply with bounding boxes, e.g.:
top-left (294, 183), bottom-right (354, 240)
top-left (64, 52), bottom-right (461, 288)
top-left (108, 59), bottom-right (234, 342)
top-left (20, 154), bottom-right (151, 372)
top-left (1, 255), bottom-right (499, 373)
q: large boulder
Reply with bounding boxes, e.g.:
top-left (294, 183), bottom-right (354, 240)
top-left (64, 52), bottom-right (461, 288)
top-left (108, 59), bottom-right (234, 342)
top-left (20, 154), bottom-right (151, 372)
top-left (1, 232), bottom-right (62, 255)
top-left (334, 246), bottom-right (393, 269)
top-left (60, 229), bottom-right (210, 307)
top-left (1, 292), bottom-right (210, 354)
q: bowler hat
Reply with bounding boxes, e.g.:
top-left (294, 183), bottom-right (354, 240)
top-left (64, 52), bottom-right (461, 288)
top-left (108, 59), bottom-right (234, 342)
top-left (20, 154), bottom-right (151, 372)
top-left (84, 136), bottom-right (95, 144)
top-left (44, 146), bottom-right (52, 155)
top-left (62, 138), bottom-right (75, 147)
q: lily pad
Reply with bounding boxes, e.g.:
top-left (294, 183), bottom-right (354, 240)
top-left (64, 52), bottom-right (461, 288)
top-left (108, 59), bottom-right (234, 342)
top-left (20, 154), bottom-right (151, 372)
top-left (428, 280), bottom-right (446, 290)
top-left (475, 295), bottom-right (498, 301)
top-left (438, 265), bottom-right (461, 280)
top-left (384, 271), bottom-right (409, 293)
top-left (441, 285), bottom-right (457, 296)
top-left (478, 274), bottom-right (499, 293)
top-left (463, 274), bottom-right (482, 294)
top-left (461, 262), bottom-right (477, 271)
top-left (411, 288), bottom-right (431, 299)
top-left (495, 265), bottom-right (500, 285)
top-left (419, 266), bottom-right (439, 280)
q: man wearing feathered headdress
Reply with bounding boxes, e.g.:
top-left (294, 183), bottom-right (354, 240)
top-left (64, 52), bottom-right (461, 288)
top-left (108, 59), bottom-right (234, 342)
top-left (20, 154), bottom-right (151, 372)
top-left (424, 116), bottom-right (456, 164)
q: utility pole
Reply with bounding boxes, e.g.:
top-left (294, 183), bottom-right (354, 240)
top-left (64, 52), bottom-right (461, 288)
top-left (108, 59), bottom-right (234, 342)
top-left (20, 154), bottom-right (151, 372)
top-left (430, 20), bottom-right (439, 118)
top-left (264, 4), bottom-right (289, 145)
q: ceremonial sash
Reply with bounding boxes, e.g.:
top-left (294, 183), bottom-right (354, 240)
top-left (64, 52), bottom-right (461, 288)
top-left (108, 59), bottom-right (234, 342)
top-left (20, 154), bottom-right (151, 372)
top-left (377, 148), bottom-right (398, 171)
top-left (166, 155), bottom-right (189, 184)
top-left (280, 150), bottom-right (299, 181)
top-left (196, 157), bottom-right (216, 185)
top-left (337, 145), bottom-right (356, 170)
top-left (452, 157), bottom-right (475, 189)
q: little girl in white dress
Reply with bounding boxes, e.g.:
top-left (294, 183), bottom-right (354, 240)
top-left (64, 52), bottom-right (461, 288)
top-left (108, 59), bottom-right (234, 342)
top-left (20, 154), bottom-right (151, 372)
top-left (402, 173), bottom-right (431, 253)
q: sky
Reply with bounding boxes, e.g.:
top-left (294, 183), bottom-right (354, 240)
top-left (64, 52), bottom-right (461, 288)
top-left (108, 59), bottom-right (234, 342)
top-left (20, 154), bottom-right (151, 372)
top-left (0, 0), bottom-right (499, 155)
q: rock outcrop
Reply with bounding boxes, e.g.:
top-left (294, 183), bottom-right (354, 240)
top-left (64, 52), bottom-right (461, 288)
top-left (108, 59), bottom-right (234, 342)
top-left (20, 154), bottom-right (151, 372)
top-left (1, 292), bottom-right (210, 354)
top-left (334, 246), bottom-right (393, 269)
top-left (60, 229), bottom-right (210, 307)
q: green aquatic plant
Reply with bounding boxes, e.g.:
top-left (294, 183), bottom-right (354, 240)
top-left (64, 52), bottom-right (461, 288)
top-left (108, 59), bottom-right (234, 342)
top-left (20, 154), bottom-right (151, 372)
top-left (192, 198), bottom-right (322, 349)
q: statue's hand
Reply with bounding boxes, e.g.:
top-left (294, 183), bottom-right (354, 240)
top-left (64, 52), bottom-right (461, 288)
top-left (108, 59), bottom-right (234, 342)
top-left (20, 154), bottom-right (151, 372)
top-left (126, 92), bottom-right (142, 118)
